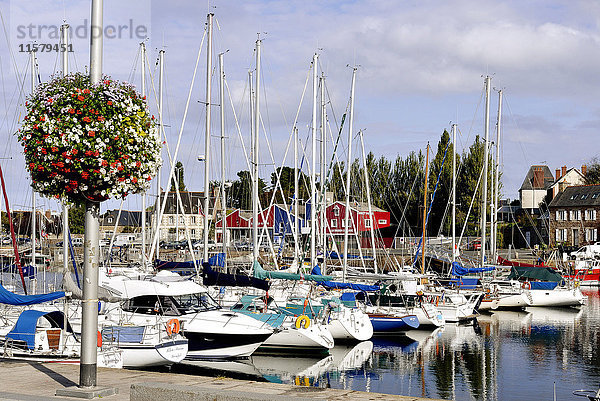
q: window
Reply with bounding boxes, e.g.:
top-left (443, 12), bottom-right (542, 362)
top-left (168, 216), bottom-right (174, 225)
top-left (570, 210), bottom-right (581, 221)
top-left (378, 219), bottom-right (387, 225)
top-left (190, 229), bottom-right (196, 237)
top-left (555, 229), bottom-right (567, 242)
top-left (107, 217), bottom-right (113, 224)
top-left (331, 219), bottom-right (337, 228)
top-left (586, 209), bottom-right (597, 221)
top-left (586, 229), bottom-right (598, 242)
top-left (593, 193), bottom-right (600, 199)
top-left (555, 210), bottom-right (566, 221)
top-left (573, 228), bottom-right (580, 246)
top-left (365, 219), bottom-right (371, 228)
top-left (581, 194), bottom-right (589, 200)
top-left (191, 216), bottom-right (196, 224)
top-left (570, 194), bottom-right (579, 200)
top-left (341, 219), bottom-right (346, 228)
top-left (179, 216), bottom-right (184, 224)
top-left (333, 206), bottom-right (340, 216)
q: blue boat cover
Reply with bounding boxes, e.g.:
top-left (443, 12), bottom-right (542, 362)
top-left (1, 264), bottom-right (36, 278)
top-left (0, 284), bottom-right (64, 305)
top-left (448, 277), bottom-right (480, 289)
top-left (316, 281), bottom-right (380, 292)
top-left (101, 326), bottom-right (145, 343)
top-left (328, 251), bottom-right (369, 260)
top-left (451, 261), bottom-right (495, 276)
top-left (7, 310), bottom-right (50, 349)
top-left (155, 259), bottom-right (201, 270)
top-left (208, 253), bottom-right (225, 267)
top-left (530, 281), bottom-right (558, 290)
top-left (202, 263), bottom-right (270, 291)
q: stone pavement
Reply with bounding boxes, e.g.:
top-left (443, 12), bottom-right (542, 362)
top-left (0, 360), bottom-right (444, 401)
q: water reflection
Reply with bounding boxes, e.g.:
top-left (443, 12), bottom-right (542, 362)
top-left (172, 291), bottom-right (600, 400)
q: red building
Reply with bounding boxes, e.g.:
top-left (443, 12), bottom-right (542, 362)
top-left (325, 201), bottom-right (391, 248)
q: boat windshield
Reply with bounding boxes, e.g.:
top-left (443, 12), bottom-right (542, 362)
top-left (173, 293), bottom-right (220, 312)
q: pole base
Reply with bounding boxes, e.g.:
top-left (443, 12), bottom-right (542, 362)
top-left (56, 386), bottom-right (118, 399)
top-left (79, 363), bottom-right (97, 388)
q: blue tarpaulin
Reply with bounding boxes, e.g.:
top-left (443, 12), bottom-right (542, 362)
top-left (0, 284), bottom-right (64, 305)
top-left (208, 253), bottom-right (225, 267)
top-left (451, 261), bottom-right (495, 276)
top-left (202, 263), bottom-right (270, 291)
top-left (310, 266), bottom-right (380, 291)
top-left (448, 277), bottom-right (480, 289)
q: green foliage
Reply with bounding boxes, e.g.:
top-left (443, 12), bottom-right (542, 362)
top-left (585, 158), bottom-right (600, 184)
top-left (229, 170), bottom-right (267, 210)
top-left (68, 204), bottom-right (85, 234)
top-left (170, 161), bottom-right (187, 192)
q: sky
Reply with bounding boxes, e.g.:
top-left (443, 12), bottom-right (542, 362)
top-left (0, 0), bottom-right (598, 215)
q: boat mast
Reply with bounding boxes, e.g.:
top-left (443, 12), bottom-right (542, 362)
top-left (30, 50), bottom-right (37, 273)
top-left (203, 13), bottom-right (213, 263)
top-left (219, 52), bottom-right (227, 269)
top-left (343, 67), bottom-right (357, 282)
top-left (421, 144), bottom-right (429, 275)
top-left (294, 127), bottom-right (299, 266)
top-left (310, 53), bottom-right (318, 269)
top-left (492, 89), bottom-right (502, 265)
top-left (140, 41), bottom-right (147, 268)
top-left (359, 131), bottom-right (378, 274)
top-left (452, 123), bottom-right (457, 263)
top-left (252, 40), bottom-right (261, 265)
top-left (481, 76), bottom-right (491, 268)
top-left (154, 48), bottom-right (164, 261)
top-left (320, 74), bottom-right (327, 274)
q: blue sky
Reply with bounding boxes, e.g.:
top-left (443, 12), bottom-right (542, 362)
top-left (0, 0), bottom-right (598, 214)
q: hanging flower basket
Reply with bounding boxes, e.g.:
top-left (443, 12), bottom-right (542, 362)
top-left (17, 72), bottom-right (161, 203)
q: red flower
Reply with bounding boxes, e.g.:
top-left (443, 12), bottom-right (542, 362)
top-left (107, 101), bottom-right (113, 106)
top-left (117, 166), bottom-right (124, 171)
top-left (77, 95), bottom-right (85, 101)
top-left (94, 151), bottom-right (99, 157)
top-left (101, 160), bottom-right (108, 166)
top-left (81, 172), bottom-right (89, 179)
top-left (39, 116), bottom-right (45, 121)
top-left (72, 149), bottom-right (78, 155)
top-left (97, 116), bottom-right (104, 122)
top-left (88, 131), bottom-right (95, 137)
top-left (83, 89), bottom-right (90, 94)
top-left (68, 109), bottom-right (75, 114)
top-left (85, 151), bottom-right (93, 156)
top-left (132, 177), bottom-right (138, 183)
top-left (29, 163), bottom-right (35, 169)
top-left (51, 147), bottom-right (58, 152)
top-left (118, 177), bottom-right (125, 182)
top-left (83, 117), bottom-right (92, 123)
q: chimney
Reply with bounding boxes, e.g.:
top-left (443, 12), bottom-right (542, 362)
top-left (582, 165), bottom-right (587, 176)
top-left (562, 165), bottom-right (567, 177)
top-left (556, 169), bottom-right (561, 181)
top-left (533, 167), bottom-right (544, 189)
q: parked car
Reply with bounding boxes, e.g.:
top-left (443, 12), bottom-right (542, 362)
top-left (467, 239), bottom-right (481, 251)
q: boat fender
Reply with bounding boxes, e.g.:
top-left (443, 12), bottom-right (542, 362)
top-left (97, 330), bottom-right (102, 348)
top-left (295, 315), bottom-right (311, 329)
top-left (166, 318), bottom-right (181, 336)
top-left (521, 282), bottom-right (531, 290)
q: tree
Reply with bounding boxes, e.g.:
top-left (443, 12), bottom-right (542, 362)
top-left (229, 170), bottom-right (267, 210)
top-left (68, 204), bottom-right (85, 234)
top-left (428, 130), bottom-right (454, 236)
top-left (170, 161), bottom-right (187, 192)
top-left (270, 167), bottom-right (309, 204)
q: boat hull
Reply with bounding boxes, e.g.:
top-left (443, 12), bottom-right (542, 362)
top-left (120, 339), bottom-right (188, 367)
top-left (368, 314), bottom-right (419, 334)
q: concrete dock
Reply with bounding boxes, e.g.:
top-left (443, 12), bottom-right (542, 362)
top-left (0, 360), bottom-right (444, 401)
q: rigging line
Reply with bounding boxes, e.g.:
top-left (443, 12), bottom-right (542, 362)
top-left (457, 142), bottom-right (490, 247)
top-left (412, 139), bottom-right (451, 266)
top-left (148, 31), bottom-right (205, 270)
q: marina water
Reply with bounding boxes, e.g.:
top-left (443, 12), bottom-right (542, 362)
top-left (168, 289), bottom-right (600, 400)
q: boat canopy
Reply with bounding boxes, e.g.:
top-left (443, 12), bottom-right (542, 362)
top-left (101, 325), bottom-right (145, 343)
top-left (451, 261), bottom-right (495, 276)
top-left (507, 266), bottom-right (563, 282)
top-left (0, 284), bottom-right (64, 305)
top-left (252, 261), bottom-right (332, 281)
top-left (7, 310), bottom-right (69, 349)
top-left (202, 263), bottom-right (269, 291)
